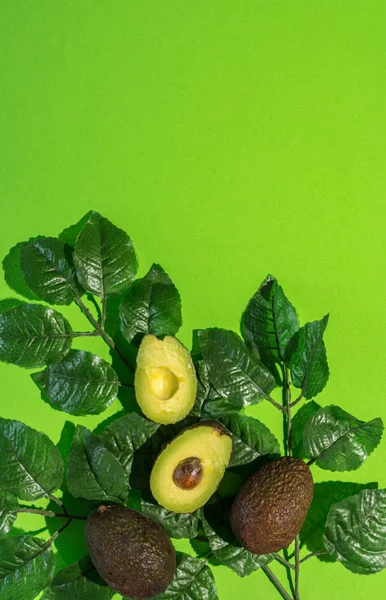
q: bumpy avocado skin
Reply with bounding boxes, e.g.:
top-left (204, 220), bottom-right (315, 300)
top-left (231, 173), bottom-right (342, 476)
top-left (85, 504), bottom-right (176, 600)
top-left (230, 457), bottom-right (314, 554)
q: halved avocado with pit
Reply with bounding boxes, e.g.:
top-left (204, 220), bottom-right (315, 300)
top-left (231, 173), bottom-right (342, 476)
top-left (134, 335), bottom-right (197, 424)
top-left (150, 421), bottom-right (233, 513)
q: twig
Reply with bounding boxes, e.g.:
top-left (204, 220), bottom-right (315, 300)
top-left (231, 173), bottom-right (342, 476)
top-left (299, 551), bottom-right (329, 564)
top-left (74, 293), bottom-right (133, 373)
top-left (72, 331), bottom-right (101, 337)
top-left (101, 298), bottom-right (107, 328)
top-left (290, 393), bottom-right (303, 408)
top-left (262, 565), bottom-right (292, 600)
top-left (294, 536), bottom-right (300, 600)
top-left (266, 394), bottom-right (288, 413)
top-left (16, 507), bottom-right (86, 521)
top-left (284, 367), bottom-right (292, 456)
top-left (47, 494), bottom-right (68, 515)
top-left (119, 382), bottom-right (135, 388)
top-left (273, 553), bottom-right (295, 571)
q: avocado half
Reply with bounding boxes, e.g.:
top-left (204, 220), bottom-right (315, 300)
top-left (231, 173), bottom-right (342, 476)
top-left (134, 335), bottom-right (197, 424)
top-left (85, 504), bottom-right (176, 600)
top-left (150, 420), bottom-right (233, 513)
top-left (230, 457), bottom-right (314, 554)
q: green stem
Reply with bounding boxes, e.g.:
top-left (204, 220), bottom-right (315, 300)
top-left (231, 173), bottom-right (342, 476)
top-left (290, 393), bottom-right (303, 408)
top-left (100, 298), bottom-right (107, 328)
top-left (74, 293), bottom-right (133, 374)
top-left (266, 394), bottom-right (288, 413)
top-left (262, 565), bottom-right (293, 600)
top-left (47, 494), bottom-right (68, 515)
top-left (284, 367), bottom-right (292, 457)
top-left (72, 331), bottom-right (101, 337)
top-left (294, 536), bottom-right (300, 600)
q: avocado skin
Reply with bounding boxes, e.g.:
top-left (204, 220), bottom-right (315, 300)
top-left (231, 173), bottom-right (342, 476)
top-left (230, 457), bottom-right (313, 554)
top-left (85, 504), bottom-right (176, 600)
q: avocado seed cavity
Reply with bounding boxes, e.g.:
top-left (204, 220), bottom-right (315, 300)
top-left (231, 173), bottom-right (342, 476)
top-left (173, 457), bottom-right (203, 490)
top-left (149, 366), bottom-right (179, 401)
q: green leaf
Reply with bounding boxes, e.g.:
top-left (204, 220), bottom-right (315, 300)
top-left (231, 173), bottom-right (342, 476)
top-left (99, 413), bottom-right (160, 486)
top-left (304, 405), bottom-right (383, 471)
top-left (74, 211), bottom-right (138, 298)
top-left (20, 237), bottom-right (82, 305)
top-left (287, 315), bottom-right (329, 399)
top-left (0, 418), bottom-right (64, 501)
top-left (202, 504), bottom-right (272, 577)
top-left (324, 489), bottom-right (386, 574)
top-left (0, 304), bottom-right (73, 368)
top-left (241, 275), bottom-right (299, 364)
top-left (154, 552), bottom-right (218, 600)
top-left (300, 481), bottom-right (378, 556)
top-left (42, 555), bottom-right (114, 600)
top-left (190, 361), bottom-right (211, 417)
top-left (0, 535), bottom-right (55, 600)
top-left (32, 350), bottom-right (119, 416)
top-left (120, 263), bottom-right (182, 343)
top-left (197, 328), bottom-right (276, 408)
top-left (190, 361), bottom-right (241, 418)
top-left (201, 397), bottom-right (241, 418)
top-left (291, 401), bottom-right (321, 459)
top-left (141, 501), bottom-right (202, 539)
top-left (0, 489), bottom-right (18, 536)
top-left (66, 425), bottom-right (127, 503)
top-left (221, 414), bottom-right (280, 467)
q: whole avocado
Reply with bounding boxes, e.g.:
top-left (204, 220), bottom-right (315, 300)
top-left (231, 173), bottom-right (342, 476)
top-left (85, 504), bottom-right (176, 599)
top-left (230, 457), bottom-right (314, 554)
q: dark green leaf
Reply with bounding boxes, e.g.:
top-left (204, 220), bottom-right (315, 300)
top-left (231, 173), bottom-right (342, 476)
top-left (154, 552), bottom-right (218, 600)
top-left (99, 413), bottom-right (160, 485)
top-left (32, 350), bottom-right (119, 416)
top-left (241, 275), bottom-right (299, 364)
top-left (0, 304), bottom-right (73, 368)
top-left (0, 489), bottom-right (18, 536)
top-left (120, 263), bottom-right (182, 343)
top-left (0, 535), bottom-right (55, 600)
top-left (42, 555), bottom-right (114, 600)
top-left (201, 397), bottom-right (241, 418)
top-left (197, 329), bottom-right (275, 408)
top-left (221, 414), bottom-right (280, 467)
top-left (20, 237), bottom-right (81, 305)
top-left (141, 501), bottom-right (202, 539)
top-left (0, 418), bottom-right (64, 501)
top-left (300, 481), bottom-right (378, 556)
top-left (291, 401), bottom-right (321, 459)
top-left (190, 361), bottom-right (211, 417)
top-left (324, 489), bottom-right (386, 574)
top-left (66, 425), bottom-right (127, 503)
top-left (304, 405), bottom-right (383, 471)
top-left (202, 504), bottom-right (272, 577)
top-left (287, 315), bottom-right (329, 399)
top-left (74, 211), bottom-right (138, 298)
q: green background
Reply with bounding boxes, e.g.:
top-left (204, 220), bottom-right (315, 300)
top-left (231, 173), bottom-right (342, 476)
top-left (1, 1), bottom-right (386, 598)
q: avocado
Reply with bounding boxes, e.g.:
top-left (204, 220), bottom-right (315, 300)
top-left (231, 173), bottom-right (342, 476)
top-left (134, 335), bottom-right (197, 424)
top-left (230, 457), bottom-right (313, 554)
top-left (150, 420), bottom-right (233, 513)
top-left (85, 504), bottom-right (176, 599)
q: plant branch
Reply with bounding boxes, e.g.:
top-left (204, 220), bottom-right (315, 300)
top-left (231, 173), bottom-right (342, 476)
top-left (72, 331), bottom-right (101, 337)
top-left (266, 394), bottom-right (288, 413)
top-left (100, 298), bottom-right (107, 328)
top-left (294, 536), bottom-right (300, 600)
top-left (284, 367), bottom-right (292, 457)
top-left (262, 565), bottom-right (293, 600)
top-left (290, 393), bottom-right (303, 408)
top-left (299, 551), bottom-right (329, 564)
top-left (47, 494), bottom-right (68, 515)
top-left (273, 553), bottom-right (295, 571)
top-left (16, 507), bottom-right (87, 520)
top-left (119, 382), bottom-right (135, 388)
top-left (74, 293), bottom-right (133, 374)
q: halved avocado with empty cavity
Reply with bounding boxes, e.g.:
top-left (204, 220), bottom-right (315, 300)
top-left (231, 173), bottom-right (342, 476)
top-left (150, 420), bottom-right (233, 513)
top-left (134, 335), bottom-right (197, 424)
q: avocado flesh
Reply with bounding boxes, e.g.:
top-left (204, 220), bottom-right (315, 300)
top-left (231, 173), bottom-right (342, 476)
top-left (85, 504), bottom-right (176, 600)
top-left (230, 457), bottom-right (314, 554)
top-left (135, 335), bottom-right (197, 424)
top-left (150, 421), bottom-right (233, 513)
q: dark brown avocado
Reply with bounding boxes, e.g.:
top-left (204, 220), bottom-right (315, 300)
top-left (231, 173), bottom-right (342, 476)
top-left (230, 457), bottom-right (314, 554)
top-left (85, 504), bottom-right (176, 599)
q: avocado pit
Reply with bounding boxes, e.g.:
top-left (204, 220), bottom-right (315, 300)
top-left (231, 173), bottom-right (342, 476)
top-left (173, 457), bottom-right (203, 490)
top-left (149, 366), bottom-right (179, 401)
